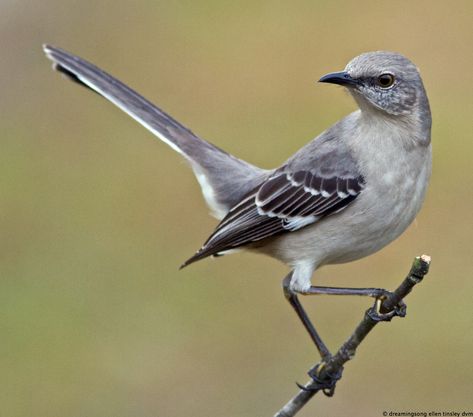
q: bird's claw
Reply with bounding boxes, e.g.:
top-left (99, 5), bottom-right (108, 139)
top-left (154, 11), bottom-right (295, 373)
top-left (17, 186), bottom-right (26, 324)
top-left (393, 299), bottom-right (407, 317)
top-left (368, 297), bottom-right (407, 322)
top-left (296, 363), bottom-right (343, 396)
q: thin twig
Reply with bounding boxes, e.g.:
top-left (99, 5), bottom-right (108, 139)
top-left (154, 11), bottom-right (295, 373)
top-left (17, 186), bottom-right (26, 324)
top-left (274, 255), bottom-right (431, 417)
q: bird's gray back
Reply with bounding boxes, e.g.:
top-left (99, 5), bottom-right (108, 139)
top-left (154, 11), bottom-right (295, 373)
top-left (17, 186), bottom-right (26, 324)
top-left (284, 113), bottom-right (361, 176)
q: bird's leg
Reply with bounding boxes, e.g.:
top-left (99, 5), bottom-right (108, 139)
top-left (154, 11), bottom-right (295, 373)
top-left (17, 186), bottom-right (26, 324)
top-left (303, 286), bottom-right (390, 298)
top-left (282, 276), bottom-right (408, 394)
top-left (301, 286), bottom-right (407, 319)
top-left (283, 273), bottom-right (344, 394)
top-left (282, 274), bottom-right (331, 361)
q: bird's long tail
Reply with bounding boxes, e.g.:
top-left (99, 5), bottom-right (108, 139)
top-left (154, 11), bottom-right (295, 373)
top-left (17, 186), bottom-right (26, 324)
top-left (43, 45), bottom-right (267, 219)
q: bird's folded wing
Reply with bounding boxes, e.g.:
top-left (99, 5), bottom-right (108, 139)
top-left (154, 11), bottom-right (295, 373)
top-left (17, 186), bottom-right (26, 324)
top-left (182, 168), bottom-right (365, 267)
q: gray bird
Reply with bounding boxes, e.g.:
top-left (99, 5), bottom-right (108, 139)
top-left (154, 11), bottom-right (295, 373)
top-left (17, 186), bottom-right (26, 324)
top-left (43, 45), bottom-right (431, 370)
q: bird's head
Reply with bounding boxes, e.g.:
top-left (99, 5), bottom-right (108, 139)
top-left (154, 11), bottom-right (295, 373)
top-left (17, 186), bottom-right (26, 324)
top-left (319, 51), bottom-right (429, 118)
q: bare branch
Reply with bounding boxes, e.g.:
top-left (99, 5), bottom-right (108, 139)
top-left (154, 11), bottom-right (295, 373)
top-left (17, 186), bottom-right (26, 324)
top-left (274, 255), bottom-right (431, 417)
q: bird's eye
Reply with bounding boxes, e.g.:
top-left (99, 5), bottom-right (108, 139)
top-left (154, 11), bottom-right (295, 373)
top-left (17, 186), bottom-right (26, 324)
top-left (376, 73), bottom-right (395, 88)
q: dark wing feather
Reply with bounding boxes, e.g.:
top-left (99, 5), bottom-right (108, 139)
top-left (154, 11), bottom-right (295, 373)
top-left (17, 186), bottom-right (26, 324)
top-left (181, 169), bottom-right (365, 267)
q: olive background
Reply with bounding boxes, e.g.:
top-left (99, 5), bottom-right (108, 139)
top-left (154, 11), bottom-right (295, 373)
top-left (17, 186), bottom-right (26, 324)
top-left (1, 1), bottom-right (472, 416)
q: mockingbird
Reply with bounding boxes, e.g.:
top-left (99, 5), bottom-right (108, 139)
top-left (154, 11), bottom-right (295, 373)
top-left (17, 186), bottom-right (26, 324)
top-left (43, 45), bottom-right (431, 373)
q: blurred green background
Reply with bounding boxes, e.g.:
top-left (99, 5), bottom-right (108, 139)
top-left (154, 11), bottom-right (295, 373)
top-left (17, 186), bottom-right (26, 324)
top-left (1, 1), bottom-right (472, 416)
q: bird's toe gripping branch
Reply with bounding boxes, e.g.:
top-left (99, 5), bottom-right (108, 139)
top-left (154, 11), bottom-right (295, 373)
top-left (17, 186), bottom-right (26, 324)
top-left (369, 294), bottom-right (407, 322)
top-left (297, 362), bottom-right (344, 396)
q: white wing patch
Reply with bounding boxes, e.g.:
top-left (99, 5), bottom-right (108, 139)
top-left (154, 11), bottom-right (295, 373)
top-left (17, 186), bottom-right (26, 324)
top-left (283, 215), bottom-right (318, 231)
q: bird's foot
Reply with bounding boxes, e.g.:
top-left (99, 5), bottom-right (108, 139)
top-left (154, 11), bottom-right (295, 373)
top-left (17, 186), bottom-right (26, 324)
top-left (297, 362), bottom-right (343, 396)
top-left (368, 294), bottom-right (407, 322)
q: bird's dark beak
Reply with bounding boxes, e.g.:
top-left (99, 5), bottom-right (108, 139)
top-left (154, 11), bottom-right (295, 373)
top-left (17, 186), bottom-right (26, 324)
top-left (318, 71), bottom-right (359, 87)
